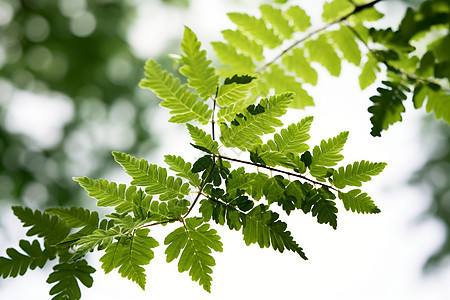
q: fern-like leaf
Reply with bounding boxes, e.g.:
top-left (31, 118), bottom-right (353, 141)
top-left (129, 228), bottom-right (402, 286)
top-left (221, 29), bottom-right (264, 61)
top-left (164, 154), bottom-right (201, 186)
top-left (328, 25), bottom-right (361, 66)
top-left (100, 229), bottom-right (158, 290)
top-left (242, 204), bottom-right (307, 259)
top-left (338, 189), bottom-right (381, 214)
top-left (305, 35), bottom-right (341, 76)
top-left (333, 160), bottom-right (387, 189)
top-left (186, 124), bottom-right (219, 155)
top-left (12, 206), bottom-right (70, 245)
top-left (74, 228), bottom-right (117, 258)
top-left (310, 131), bottom-right (349, 179)
top-left (285, 6), bottom-right (311, 32)
top-left (139, 59), bottom-right (211, 124)
top-left (73, 177), bottom-right (138, 208)
top-left (227, 12), bottom-right (282, 49)
top-left (212, 41), bottom-right (256, 74)
top-left (180, 26), bottom-right (219, 100)
top-left (260, 4), bottom-right (293, 39)
top-left (413, 83), bottom-right (450, 124)
top-left (216, 75), bottom-right (258, 107)
top-left (164, 217), bottom-right (223, 293)
top-left (45, 207), bottom-right (99, 230)
top-left (112, 151), bottom-right (190, 200)
top-left (359, 52), bottom-right (380, 90)
top-left (46, 259), bottom-right (95, 300)
top-left (369, 80), bottom-right (410, 137)
top-left (266, 116), bottom-right (313, 154)
top-left (262, 65), bottom-right (314, 108)
top-left (282, 48), bottom-right (318, 85)
top-left (220, 92), bottom-right (294, 150)
top-left (0, 240), bottom-right (55, 278)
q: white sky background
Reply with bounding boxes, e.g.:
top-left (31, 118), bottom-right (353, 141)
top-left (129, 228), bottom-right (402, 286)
top-left (1, 0), bottom-right (450, 299)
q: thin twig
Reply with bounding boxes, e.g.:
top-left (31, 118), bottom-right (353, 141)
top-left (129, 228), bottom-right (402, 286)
top-left (256, 0), bottom-right (383, 73)
top-left (218, 155), bottom-right (338, 192)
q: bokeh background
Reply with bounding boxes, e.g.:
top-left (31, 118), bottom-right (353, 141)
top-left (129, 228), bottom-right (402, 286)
top-left (0, 0), bottom-right (449, 299)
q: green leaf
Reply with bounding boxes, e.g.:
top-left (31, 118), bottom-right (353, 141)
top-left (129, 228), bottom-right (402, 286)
top-left (305, 36), bottom-right (341, 76)
top-left (322, 0), bottom-right (354, 23)
top-left (0, 240), bottom-right (54, 278)
top-left (164, 217), bottom-right (223, 292)
top-left (73, 177), bottom-right (138, 210)
top-left (164, 154), bottom-right (201, 187)
top-left (282, 48), bottom-right (318, 85)
top-left (12, 206), bottom-right (70, 245)
top-left (212, 42), bottom-right (256, 73)
top-left (139, 59), bottom-right (212, 125)
top-left (414, 84), bottom-right (450, 124)
top-left (310, 131), bottom-right (349, 179)
top-left (262, 65), bottom-right (314, 108)
top-left (112, 151), bottom-right (190, 200)
top-left (216, 75), bottom-right (258, 107)
top-left (74, 228), bottom-right (117, 258)
top-left (260, 4), bottom-right (294, 39)
top-left (221, 29), bottom-right (264, 61)
top-left (266, 116), bottom-right (313, 154)
top-left (186, 124), bottom-right (219, 155)
top-left (220, 92), bottom-right (294, 150)
top-left (369, 80), bottom-right (410, 137)
top-left (359, 53), bottom-right (380, 90)
top-left (243, 204), bottom-right (307, 259)
top-left (333, 160), bottom-right (387, 189)
top-left (312, 198), bottom-right (338, 229)
top-left (100, 229), bottom-right (158, 290)
top-left (338, 189), bottom-right (381, 214)
top-left (180, 26), bottom-right (219, 100)
top-left (285, 6), bottom-right (311, 32)
top-left (46, 260), bottom-right (95, 300)
top-left (227, 12), bottom-right (282, 48)
top-left (329, 25), bottom-right (361, 66)
top-left (45, 207), bottom-right (99, 230)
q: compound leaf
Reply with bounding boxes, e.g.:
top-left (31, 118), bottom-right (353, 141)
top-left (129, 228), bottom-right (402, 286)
top-left (338, 189), bottom-right (381, 214)
top-left (186, 124), bottom-right (219, 155)
top-left (164, 217), bottom-right (223, 293)
top-left (333, 160), bottom-right (387, 189)
top-left (180, 26), bottom-right (219, 100)
top-left (100, 229), bottom-right (158, 290)
top-left (112, 151), bottom-right (190, 200)
top-left (140, 59), bottom-right (211, 124)
top-left (46, 259), bottom-right (95, 300)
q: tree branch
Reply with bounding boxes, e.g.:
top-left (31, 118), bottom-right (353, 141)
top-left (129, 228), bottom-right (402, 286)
top-left (256, 0), bottom-right (384, 73)
top-left (218, 154), bottom-right (339, 192)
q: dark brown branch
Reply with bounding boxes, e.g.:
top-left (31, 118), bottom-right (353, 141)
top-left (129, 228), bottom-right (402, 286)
top-left (256, 0), bottom-right (383, 73)
top-left (218, 155), bottom-right (338, 192)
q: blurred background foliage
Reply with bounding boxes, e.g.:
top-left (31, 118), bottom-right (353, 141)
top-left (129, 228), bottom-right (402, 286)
top-left (0, 0), bottom-right (191, 208)
top-left (0, 0), bottom-right (448, 272)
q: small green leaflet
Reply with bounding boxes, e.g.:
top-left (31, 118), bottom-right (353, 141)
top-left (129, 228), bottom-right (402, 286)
top-left (322, 0), bottom-right (354, 22)
top-left (227, 12), bottom-right (282, 49)
top-left (112, 151), bottom-right (190, 200)
top-left (180, 26), bottom-right (219, 100)
top-left (282, 48), bottom-right (318, 85)
top-left (243, 204), bottom-right (307, 259)
top-left (359, 53), bottom-right (380, 90)
top-left (12, 206), bottom-right (70, 245)
top-left (310, 131), bottom-right (349, 179)
top-left (212, 42), bottom-right (256, 74)
top-left (221, 29), bottom-right (264, 61)
top-left (164, 217), bottom-right (223, 293)
top-left (216, 74), bottom-right (258, 107)
top-left (305, 36), bottom-right (341, 76)
top-left (164, 154), bottom-right (201, 186)
top-left (139, 59), bottom-right (212, 125)
top-left (0, 240), bottom-right (54, 278)
top-left (333, 160), bottom-right (387, 189)
top-left (100, 229), bottom-right (158, 290)
top-left (220, 92), bottom-right (294, 150)
top-left (338, 189), bottom-right (381, 214)
top-left (260, 4), bottom-right (293, 39)
top-left (328, 25), bottom-right (361, 66)
top-left (266, 116), bottom-right (313, 154)
top-left (46, 260), bottom-right (95, 300)
top-left (285, 6), bottom-right (311, 32)
top-left (186, 124), bottom-right (219, 155)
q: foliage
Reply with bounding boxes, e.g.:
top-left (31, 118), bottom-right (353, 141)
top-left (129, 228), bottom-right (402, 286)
top-left (1, 0), bottom-right (449, 298)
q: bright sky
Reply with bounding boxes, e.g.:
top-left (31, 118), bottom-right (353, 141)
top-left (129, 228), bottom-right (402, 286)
top-left (1, 0), bottom-right (449, 299)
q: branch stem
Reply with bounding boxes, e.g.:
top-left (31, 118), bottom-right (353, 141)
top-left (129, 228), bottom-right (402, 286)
top-left (256, 0), bottom-right (383, 73)
top-left (218, 155), bottom-right (338, 191)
